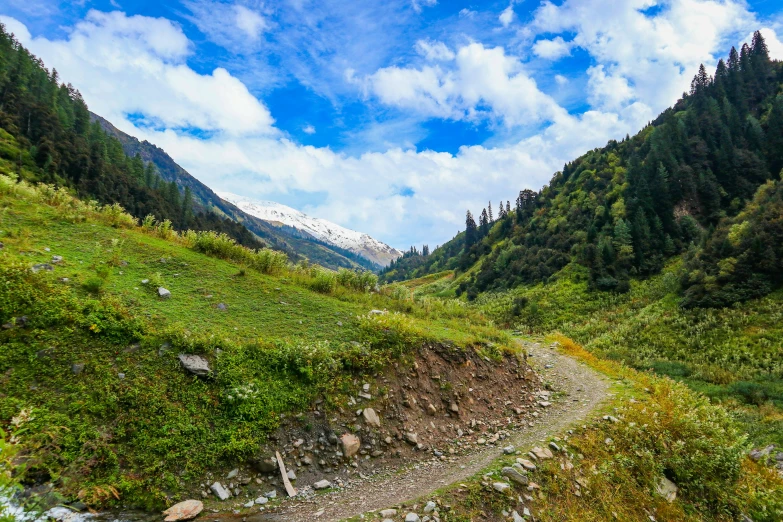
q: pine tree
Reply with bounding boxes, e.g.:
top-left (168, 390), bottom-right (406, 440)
top-left (488, 201), bottom-right (493, 223)
top-left (465, 210), bottom-right (477, 248)
top-left (479, 208), bottom-right (489, 235)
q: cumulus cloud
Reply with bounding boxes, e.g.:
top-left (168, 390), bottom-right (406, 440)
top-left (183, 1), bottom-right (269, 51)
top-left (356, 42), bottom-right (565, 127)
top-left (742, 27), bottom-right (783, 60)
top-left (532, 36), bottom-right (572, 60)
top-left (303, 124), bottom-right (316, 134)
top-left (1, 10), bottom-right (275, 136)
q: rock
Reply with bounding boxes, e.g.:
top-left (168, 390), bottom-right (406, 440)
top-left (141, 279), bottom-right (150, 284)
top-left (31, 263), bottom-right (54, 273)
top-left (512, 511), bottom-right (525, 522)
top-left (158, 287), bottom-right (171, 299)
top-left (380, 509), bottom-right (397, 518)
top-left (362, 383), bottom-right (370, 392)
top-left (265, 490), bottom-right (277, 499)
top-left (118, 373), bottom-right (125, 380)
top-left (217, 303), bottom-right (227, 310)
top-left (362, 407), bottom-right (381, 428)
top-left (287, 469), bottom-right (297, 481)
top-left (749, 445), bottom-right (775, 461)
top-left (656, 476), bottom-right (678, 503)
top-left (404, 432), bottom-right (419, 445)
top-left (503, 445), bottom-right (516, 454)
top-left (517, 459), bottom-right (536, 471)
top-left (427, 403), bottom-right (438, 415)
top-left (423, 501), bottom-right (437, 513)
top-left (226, 468), bottom-right (239, 479)
top-left (178, 354), bottom-right (211, 376)
top-left (253, 457), bottom-right (278, 473)
top-left (210, 482), bottom-right (230, 501)
top-left (243, 500), bottom-right (254, 508)
top-left (341, 433), bottom-right (361, 457)
top-left (255, 496), bottom-right (268, 505)
top-left (358, 392), bottom-right (372, 400)
top-left (162, 500), bottom-right (203, 521)
top-left (603, 415), bottom-right (620, 423)
top-left (538, 401), bottom-right (551, 408)
top-left (368, 310), bottom-right (386, 315)
top-left (71, 363), bottom-right (85, 375)
top-left (501, 467), bottom-right (529, 486)
top-left (549, 442), bottom-right (561, 452)
top-left (405, 513), bottom-right (420, 522)
top-left (531, 447), bottom-right (553, 460)
top-left (51, 255), bottom-right (63, 264)
top-left (492, 482), bottom-right (511, 493)
top-left (313, 479), bottom-right (331, 490)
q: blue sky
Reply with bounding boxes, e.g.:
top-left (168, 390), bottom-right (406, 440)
top-left (2, 0), bottom-right (783, 249)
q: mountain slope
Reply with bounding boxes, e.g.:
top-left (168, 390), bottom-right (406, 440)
top-left (382, 33), bottom-right (783, 306)
top-left (219, 192), bottom-right (402, 267)
top-left (90, 113), bottom-right (382, 272)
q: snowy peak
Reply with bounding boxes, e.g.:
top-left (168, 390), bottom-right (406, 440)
top-left (218, 193), bottom-right (402, 267)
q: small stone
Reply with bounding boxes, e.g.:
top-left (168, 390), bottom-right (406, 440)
top-left (253, 457), bottom-right (277, 473)
top-left (118, 373), bottom-right (125, 380)
top-left (379, 509), bottom-right (397, 518)
top-left (492, 482), bottom-right (511, 493)
top-left (264, 490), bottom-right (277, 499)
top-left (405, 513), bottom-right (420, 522)
top-left (538, 401), bottom-right (551, 408)
top-left (227, 469), bottom-right (239, 479)
top-left (341, 433), bottom-right (361, 457)
top-left (254, 496), bottom-right (268, 505)
top-left (162, 500), bottom-right (203, 521)
top-left (512, 511), bottom-right (524, 522)
top-left (313, 480), bottom-right (331, 490)
top-left (71, 363), bottom-right (85, 375)
top-left (503, 445), bottom-right (516, 455)
top-left (549, 442), bottom-right (561, 452)
top-left (141, 279), bottom-right (150, 284)
top-left (31, 263), bottom-right (54, 273)
top-left (362, 407), bottom-right (381, 428)
top-left (51, 255), bottom-right (63, 264)
top-left (217, 303), bottom-right (227, 310)
top-left (501, 467), bottom-right (529, 486)
top-left (517, 459), bottom-right (536, 471)
top-left (362, 383), bottom-right (370, 392)
top-left (243, 501), bottom-right (254, 508)
top-left (423, 501), bottom-right (437, 513)
top-left (158, 287), bottom-right (171, 298)
top-left (287, 469), bottom-right (297, 481)
top-left (656, 476), bottom-right (678, 503)
top-left (404, 432), bottom-right (419, 445)
top-left (210, 482), bottom-right (230, 501)
top-left (178, 354), bottom-right (211, 376)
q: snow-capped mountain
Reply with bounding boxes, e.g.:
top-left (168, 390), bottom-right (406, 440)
top-left (218, 193), bottom-right (403, 267)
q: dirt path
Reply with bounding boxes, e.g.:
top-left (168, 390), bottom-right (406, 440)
top-left (254, 341), bottom-right (610, 521)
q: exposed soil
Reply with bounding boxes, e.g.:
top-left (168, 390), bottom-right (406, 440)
top-left (200, 340), bottom-right (609, 521)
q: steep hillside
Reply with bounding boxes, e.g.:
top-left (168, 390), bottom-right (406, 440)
top-left (382, 33), bottom-right (783, 307)
top-left (220, 192), bottom-right (402, 267)
top-left (90, 113), bottom-right (383, 272)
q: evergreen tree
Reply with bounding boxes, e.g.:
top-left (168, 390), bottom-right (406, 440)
top-left (465, 210), bottom-right (477, 248)
top-left (487, 201), bottom-right (493, 223)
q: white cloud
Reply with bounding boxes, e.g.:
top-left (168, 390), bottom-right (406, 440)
top-left (411, 0), bottom-right (436, 14)
top-left (1, 10), bottom-right (275, 135)
top-left (499, 5), bottom-right (515, 28)
top-left (415, 39), bottom-right (455, 61)
top-left (527, 0), bottom-right (757, 113)
top-left (356, 42), bottom-right (565, 127)
top-left (586, 65), bottom-right (634, 110)
top-left (303, 124), bottom-right (316, 134)
top-left (532, 36), bottom-right (572, 60)
top-left (234, 5), bottom-right (268, 40)
top-left (554, 74), bottom-right (568, 85)
top-left (184, 1), bottom-right (269, 51)
top-left (458, 8), bottom-right (476, 19)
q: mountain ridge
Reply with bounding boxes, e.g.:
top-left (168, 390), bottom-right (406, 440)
top-left (219, 192), bottom-right (402, 267)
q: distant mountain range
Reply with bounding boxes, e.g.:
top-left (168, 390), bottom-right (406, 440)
top-left (91, 113), bottom-right (399, 271)
top-left (219, 193), bottom-right (403, 267)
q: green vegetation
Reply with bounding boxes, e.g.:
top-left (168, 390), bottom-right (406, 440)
top-left (0, 164), bottom-right (510, 508)
top-left (383, 33), bottom-right (783, 310)
top-left (439, 337), bottom-right (783, 522)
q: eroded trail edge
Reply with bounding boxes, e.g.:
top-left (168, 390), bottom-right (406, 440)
top-left (260, 341), bottom-right (610, 521)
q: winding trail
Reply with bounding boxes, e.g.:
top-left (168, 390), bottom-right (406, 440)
top-left (254, 342), bottom-right (610, 521)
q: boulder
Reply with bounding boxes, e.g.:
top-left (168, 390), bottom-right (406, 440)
top-left (362, 407), bottom-right (381, 428)
top-left (162, 500), bottom-right (203, 522)
top-left (423, 501), bottom-right (437, 513)
top-left (210, 482), bottom-right (230, 501)
top-left (404, 432), bottom-right (419, 445)
top-left (492, 482), bottom-right (510, 493)
top-left (405, 513), bottom-right (420, 522)
top-left (178, 354), bottom-right (211, 376)
top-left (313, 480), bottom-right (331, 490)
top-left (158, 287), bottom-right (171, 299)
top-left (253, 457), bottom-right (278, 473)
top-left (379, 509), bottom-right (397, 518)
top-left (531, 446), bottom-right (553, 460)
top-left (341, 433), bottom-right (361, 458)
top-left (503, 445), bottom-right (516, 455)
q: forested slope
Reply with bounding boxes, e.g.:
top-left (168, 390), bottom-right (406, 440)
top-left (382, 33), bottom-right (783, 307)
